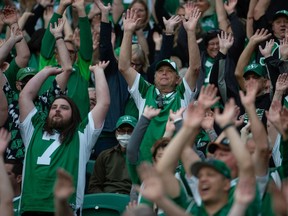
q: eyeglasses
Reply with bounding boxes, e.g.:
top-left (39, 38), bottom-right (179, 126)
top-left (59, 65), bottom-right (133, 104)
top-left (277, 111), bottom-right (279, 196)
top-left (131, 62), bottom-right (143, 69)
top-left (117, 128), bottom-right (134, 134)
top-left (156, 94), bottom-right (164, 109)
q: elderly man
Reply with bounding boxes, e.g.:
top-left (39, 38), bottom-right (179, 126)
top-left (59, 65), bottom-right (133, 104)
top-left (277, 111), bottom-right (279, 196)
top-left (118, 8), bottom-right (201, 162)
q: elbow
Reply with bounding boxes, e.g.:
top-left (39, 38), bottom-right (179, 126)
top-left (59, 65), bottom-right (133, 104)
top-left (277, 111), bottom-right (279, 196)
top-left (118, 63), bottom-right (129, 74)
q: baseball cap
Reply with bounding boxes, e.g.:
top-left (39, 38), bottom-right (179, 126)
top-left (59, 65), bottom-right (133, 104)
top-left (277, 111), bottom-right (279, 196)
top-left (243, 63), bottom-right (267, 78)
top-left (207, 137), bottom-right (230, 154)
top-left (155, 59), bottom-right (178, 74)
top-left (116, 115), bottom-right (137, 129)
top-left (191, 158), bottom-right (231, 179)
top-left (273, 10), bottom-right (288, 21)
top-left (16, 67), bottom-right (37, 81)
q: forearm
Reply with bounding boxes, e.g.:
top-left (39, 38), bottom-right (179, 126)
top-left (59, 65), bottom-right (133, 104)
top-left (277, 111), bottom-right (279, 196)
top-left (41, 13), bottom-right (62, 58)
top-left (228, 202), bottom-right (248, 216)
top-left (157, 126), bottom-right (197, 174)
top-left (224, 126), bottom-right (254, 176)
top-left (79, 17), bottom-right (93, 61)
top-left (24, 4), bottom-right (45, 36)
top-left (136, 30), bottom-right (149, 57)
top-left (254, 0), bottom-right (271, 21)
top-left (0, 89), bottom-right (8, 127)
top-left (119, 31), bottom-right (133, 72)
top-left (0, 155), bottom-right (14, 216)
top-left (54, 199), bottom-right (74, 216)
top-left (15, 37), bottom-right (30, 68)
top-left (185, 31), bottom-right (201, 90)
top-left (0, 38), bottom-right (16, 64)
top-left (215, 0), bottom-right (229, 32)
top-left (127, 115), bottom-right (151, 164)
top-left (235, 42), bottom-right (256, 90)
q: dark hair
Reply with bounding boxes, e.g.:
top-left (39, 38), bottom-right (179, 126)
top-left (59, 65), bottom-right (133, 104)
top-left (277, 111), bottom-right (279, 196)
top-left (204, 29), bottom-right (222, 47)
top-left (4, 159), bottom-right (23, 176)
top-left (44, 95), bottom-right (81, 144)
top-left (151, 137), bottom-right (171, 160)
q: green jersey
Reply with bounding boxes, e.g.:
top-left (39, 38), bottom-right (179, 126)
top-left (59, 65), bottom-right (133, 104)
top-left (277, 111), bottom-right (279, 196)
top-left (19, 108), bottom-right (102, 213)
top-left (129, 74), bottom-right (196, 162)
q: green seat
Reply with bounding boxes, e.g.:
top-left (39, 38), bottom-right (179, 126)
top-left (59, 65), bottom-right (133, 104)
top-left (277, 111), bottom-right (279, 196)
top-left (82, 193), bottom-right (130, 216)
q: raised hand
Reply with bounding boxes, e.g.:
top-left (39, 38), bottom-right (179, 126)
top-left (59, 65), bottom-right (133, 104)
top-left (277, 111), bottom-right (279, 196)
top-left (201, 110), bottom-right (215, 130)
top-left (197, 84), bottom-right (220, 110)
top-left (50, 18), bottom-right (65, 38)
top-left (250, 29), bottom-right (272, 45)
top-left (54, 168), bottom-right (75, 200)
top-left (42, 66), bottom-right (64, 76)
top-left (184, 1), bottom-right (195, 18)
top-left (259, 39), bottom-right (274, 58)
top-left (224, 0), bottom-right (238, 15)
top-left (280, 38), bottom-right (288, 60)
top-left (143, 105), bottom-right (161, 120)
top-left (0, 128), bottom-right (11, 155)
top-left (234, 178), bottom-right (255, 206)
top-left (92, 30), bottom-right (100, 51)
top-left (218, 31), bottom-right (234, 54)
top-left (89, 60), bottom-right (110, 72)
top-left (182, 7), bottom-right (201, 32)
top-left (9, 26), bottom-right (23, 43)
top-left (215, 98), bottom-right (236, 128)
top-left (239, 79), bottom-right (258, 108)
top-left (276, 73), bottom-right (288, 92)
top-left (122, 9), bottom-right (141, 32)
top-left (183, 102), bottom-right (205, 128)
top-left (1, 6), bottom-right (17, 26)
top-left (163, 15), bottom-right (181, 34)
top-left (266, 100), bottom-right (283, 133)
top-left (152, 31), bottom-right (163, 47)
top-left (135, 162), bottom-right (164, 202)
top-left (94, 0), bottom-right (111, 14)
top-left (169, 107), bottom-right (185, 121)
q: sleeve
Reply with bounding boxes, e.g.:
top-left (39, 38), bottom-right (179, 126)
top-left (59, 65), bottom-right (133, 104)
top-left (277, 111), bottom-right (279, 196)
top-left (19, 108), bottom-right (38, 148)
top-left (272, 134), bottom-right (282, 167)
top-left (129, 73), bottom-right (150, 111)
top-left (99, 22), bottom-right (118, 75)
top-left (3, 58), bottom-right (20, 92)
top-left (227, 12), bottom-right (246, 63)
top-left (177, 77), bottom-right (195, 105)
top-left (79, 112), bottom-right (103, 156)
top-left (256, 173), bottom-right (270, 200)
top-left (40, 13), bottom-right (62, 59)
top-left (154, 0), bottom-right (170, 30)
top-left (127, 115), bottom-right (151, 164)
top-left (87, 153), bottom-right (105, 193)
top-left (277, 137), bottom-right (288, 179)
top-left (24, 4), bottom-right (45, 37)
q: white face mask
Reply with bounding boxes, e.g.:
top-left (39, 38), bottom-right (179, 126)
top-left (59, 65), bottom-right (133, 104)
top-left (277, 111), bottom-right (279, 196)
top-left (116, 134), bottom-right (131, 148)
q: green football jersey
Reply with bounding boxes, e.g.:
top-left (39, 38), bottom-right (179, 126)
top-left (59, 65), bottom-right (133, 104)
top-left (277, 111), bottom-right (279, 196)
top-left (129, 74), bottom-right (196, 162)
top-left (19, 108), bottom-right (102, 213)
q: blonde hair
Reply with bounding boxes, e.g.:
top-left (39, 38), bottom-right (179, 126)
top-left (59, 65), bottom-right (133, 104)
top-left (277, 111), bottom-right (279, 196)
top-left (131, 44), bottom-right (149, 73)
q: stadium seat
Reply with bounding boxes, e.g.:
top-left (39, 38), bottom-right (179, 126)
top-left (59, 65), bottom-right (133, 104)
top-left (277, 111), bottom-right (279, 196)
top-left (82, 193), bottom-right (130, 216)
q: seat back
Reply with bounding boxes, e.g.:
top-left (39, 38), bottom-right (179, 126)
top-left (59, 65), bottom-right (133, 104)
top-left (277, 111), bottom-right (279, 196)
top-left (82, 193), bottom-right (130, 216)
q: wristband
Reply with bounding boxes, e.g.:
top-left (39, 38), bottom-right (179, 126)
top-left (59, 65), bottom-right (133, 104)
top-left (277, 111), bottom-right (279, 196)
top-left (55, 36), bottom-right (63, 41)
top-left (221, 123), bottom-right (234, 131)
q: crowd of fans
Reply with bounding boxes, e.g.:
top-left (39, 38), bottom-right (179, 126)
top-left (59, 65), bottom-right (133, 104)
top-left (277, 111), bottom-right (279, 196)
top-left (0, 0), bottom-right (288, 215)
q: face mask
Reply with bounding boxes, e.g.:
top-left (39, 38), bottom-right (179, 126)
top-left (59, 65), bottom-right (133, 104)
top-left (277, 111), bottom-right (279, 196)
top-left (116, 134), bottom-right (131, 148)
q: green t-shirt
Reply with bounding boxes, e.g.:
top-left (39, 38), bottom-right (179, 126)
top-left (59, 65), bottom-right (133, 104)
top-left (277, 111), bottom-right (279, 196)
top-left (19, 109), bottom-right (102, 213)
top-left (200, 13), bottom-right (219, 33)
top-left (129, 74), bottom-right (195, 162)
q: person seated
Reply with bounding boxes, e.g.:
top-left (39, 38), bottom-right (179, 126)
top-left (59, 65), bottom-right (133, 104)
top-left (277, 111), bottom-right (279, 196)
top-left (88, 115), bottom-right (137, 194)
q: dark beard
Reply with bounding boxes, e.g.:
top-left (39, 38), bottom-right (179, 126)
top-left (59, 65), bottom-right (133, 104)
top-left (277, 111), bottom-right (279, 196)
top-left (47, 116), bottom-right (70, 131)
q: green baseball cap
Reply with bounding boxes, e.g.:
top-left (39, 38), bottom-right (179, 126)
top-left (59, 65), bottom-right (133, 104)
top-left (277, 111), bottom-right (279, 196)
top-left (191, 158), bottom-right (231, 179)
top-left (273, 10), bottom-right (288, 21)
top-left (156, 59), bottom-right (178, 74)
top-left (116, 115), bottom-right (137, 128)
top-left (243, 63), bottom-right (267, 78)
top-left (16, 67), bottom-right (37, 81)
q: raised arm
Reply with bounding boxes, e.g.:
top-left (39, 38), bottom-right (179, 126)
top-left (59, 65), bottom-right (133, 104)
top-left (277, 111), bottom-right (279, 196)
top-left (235, 29), bottom-right (271, 90)
top-left (0, 71), bottom-right (8, 127)
top-left (182, 7), bottom-right (201, 91)
top-left (0, 128), bottom-right (13, 216)
top-left (215, 99), bottom-right (255, 180)
top-left (54, 169), bottom-right (75, 216)
top-left (215, 0), bottom-right (229, 32)
top-left (156, 85), bottom-right (218, 198)
top-left (50, 18), bottom-right (73, 91)
top-left (19, 67), bottom-right (63, 122)
top-left (89, 61), bottom-right (110, 129)
top-left (253, 0), bottom-right (271, 21)
top-left (240, 79), bottom-right (269, 176)
top-left (2, 6), bottom-right (30, 68)
top-left (111, 0), bottom-right (124, 24)
top-left (118, 9), bottom-right (141, 88)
